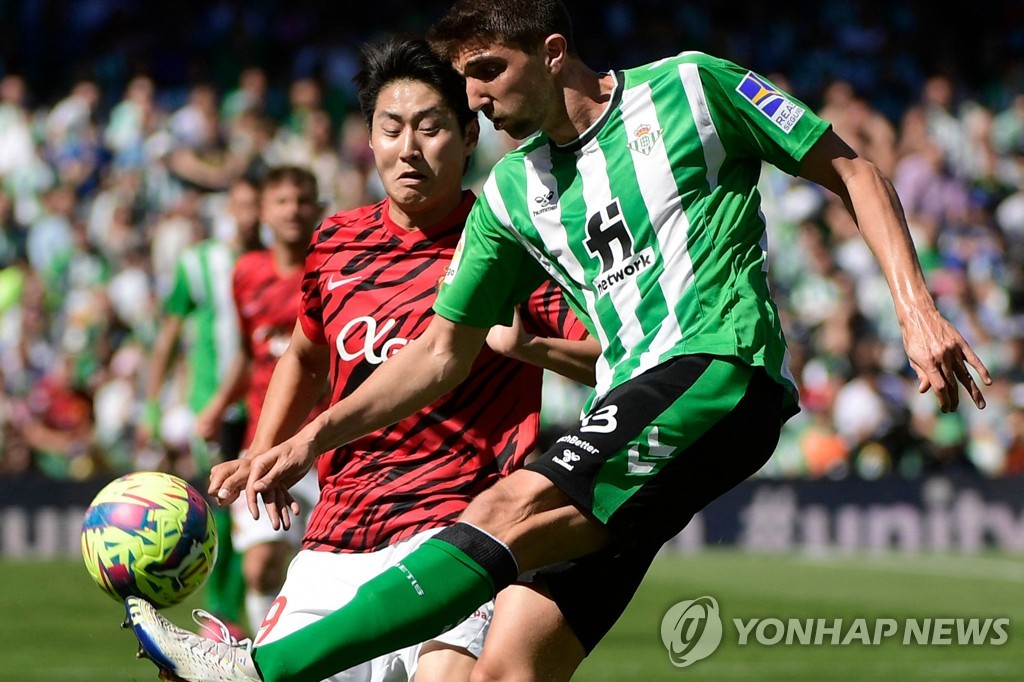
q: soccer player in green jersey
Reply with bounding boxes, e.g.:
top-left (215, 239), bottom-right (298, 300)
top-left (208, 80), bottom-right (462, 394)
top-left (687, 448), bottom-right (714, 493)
top-left (142, 176), bottom-right (263, 639)
top-left (128, 1), bottom-right (992, 680)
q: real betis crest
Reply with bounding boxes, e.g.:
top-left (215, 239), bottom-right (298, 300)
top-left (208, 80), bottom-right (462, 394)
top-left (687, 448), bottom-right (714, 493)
top-left (627, 123), bottom-right (663, 155)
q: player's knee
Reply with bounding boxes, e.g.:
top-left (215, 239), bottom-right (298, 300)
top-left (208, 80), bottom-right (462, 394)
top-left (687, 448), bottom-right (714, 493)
top-left (460, 478), bottom-right (532, 532)
top-left (468, 655), bottom-right (509, 682)
top-left (470, 654), bottom-right (548, 682)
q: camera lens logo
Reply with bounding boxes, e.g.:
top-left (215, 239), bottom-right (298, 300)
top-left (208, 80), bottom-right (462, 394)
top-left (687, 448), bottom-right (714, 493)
top-left (660, 596), bottom-right (723, 667)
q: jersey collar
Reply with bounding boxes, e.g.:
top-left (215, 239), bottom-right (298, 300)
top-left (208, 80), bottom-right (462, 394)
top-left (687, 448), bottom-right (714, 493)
top-left (550, 70), bottom-right (624, 154)
top-left (382, 190), bottom-right (476, 244)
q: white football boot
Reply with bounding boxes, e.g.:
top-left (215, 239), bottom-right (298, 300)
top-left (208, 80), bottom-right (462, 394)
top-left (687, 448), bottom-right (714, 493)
top-left (124, 596), bottom-right (261, 682)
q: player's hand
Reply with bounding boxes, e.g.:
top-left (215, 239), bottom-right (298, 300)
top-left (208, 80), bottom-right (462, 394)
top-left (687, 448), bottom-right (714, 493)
top-left (135, 399), bottom-right (161, 447)
top-left (244, 439), bottom-right (315, 531)
top-left (194, 404), bottom-right (222, 442)
top-left (900, 306), bottom-right (991, 412)
top-left (486, 308), bottom-right (532, 358)
top-left (132, 424), bottom-right (153, 449)
top-left (208, 458), bottom-right (251, 505)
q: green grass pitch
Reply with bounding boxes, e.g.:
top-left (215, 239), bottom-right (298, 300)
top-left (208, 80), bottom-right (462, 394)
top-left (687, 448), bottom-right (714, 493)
top-left (3, 549), bottom-right (1021, 680)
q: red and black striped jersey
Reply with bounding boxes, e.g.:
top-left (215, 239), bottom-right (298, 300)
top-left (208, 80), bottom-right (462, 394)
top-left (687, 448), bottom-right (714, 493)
top-left (233, 250), bottom-right (321, 448)
top-left (299, 191), bottom-right (588, 553)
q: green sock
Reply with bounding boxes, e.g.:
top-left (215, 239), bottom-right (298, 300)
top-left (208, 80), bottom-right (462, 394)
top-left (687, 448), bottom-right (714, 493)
top-left (253, 538), bottom-right (494, 682)
top-left (204, 506), bottom-right (245, 623)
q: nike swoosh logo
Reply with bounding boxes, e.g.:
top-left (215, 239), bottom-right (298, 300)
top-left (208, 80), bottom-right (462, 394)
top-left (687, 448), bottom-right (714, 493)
top-left (326, 275), bottom-right (361, 291)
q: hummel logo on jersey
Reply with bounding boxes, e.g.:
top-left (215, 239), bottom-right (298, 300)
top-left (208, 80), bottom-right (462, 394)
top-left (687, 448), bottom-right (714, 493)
top-left (736, 71), bottom-right (805, 134)
top-left (552, 449), bottom-right (581, 471)
top-left (327, 274), bottom-right (361, 291)
top-left (627, 123), bottom-right (663, 155)
top-left (532, 189), bottom-right (557, 217)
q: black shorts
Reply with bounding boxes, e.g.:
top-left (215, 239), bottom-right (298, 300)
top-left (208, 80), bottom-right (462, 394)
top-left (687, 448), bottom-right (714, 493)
top-left (218, 411), bottom-right (247, 462)
top-left (527, 354), bottom-right (789, 651)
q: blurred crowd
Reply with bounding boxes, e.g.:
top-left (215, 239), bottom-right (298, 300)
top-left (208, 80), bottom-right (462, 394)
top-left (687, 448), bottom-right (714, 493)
top-left (755, 74), bottom-right (1024, 480)
top-left (0, 0), bottom-right (1022, 482)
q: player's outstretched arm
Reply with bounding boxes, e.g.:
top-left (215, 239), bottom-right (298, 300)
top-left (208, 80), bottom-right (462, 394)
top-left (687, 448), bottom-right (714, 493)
top-left (797, 130), bottom-right (991, 412)
top-left (234, 315), bottom-right (489, 529)
top-left (209, 320), bottom-right (330, 504)
top-left (486, 308), bottom-right (601, 386)
top-left (195, 345), bottom-right (251, 441)
top-left (137, 315), bottom-right (183, 444)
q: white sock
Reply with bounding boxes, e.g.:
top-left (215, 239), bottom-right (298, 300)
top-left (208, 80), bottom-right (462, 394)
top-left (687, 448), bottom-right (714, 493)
top-left (245, 591), bottom-right (277, 635)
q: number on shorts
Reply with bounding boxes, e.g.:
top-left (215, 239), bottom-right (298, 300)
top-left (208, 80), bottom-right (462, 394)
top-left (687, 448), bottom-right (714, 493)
top-left (254, 596), bottom-right (287, 645)
top-left (581, 405), bottom-right (619, 434)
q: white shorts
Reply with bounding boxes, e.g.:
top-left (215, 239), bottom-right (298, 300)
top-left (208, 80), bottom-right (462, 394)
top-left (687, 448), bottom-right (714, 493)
top-left (230, 466), bottom-right (320, 553)
top-left (253, 527), bottom-right (493, 682)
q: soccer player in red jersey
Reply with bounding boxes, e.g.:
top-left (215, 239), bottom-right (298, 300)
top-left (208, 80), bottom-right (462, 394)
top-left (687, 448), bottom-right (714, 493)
top-left (128, 3), bottom-right (990, 680)
top-left (196, 165), bottom-right (327, 638)
top-left (126, 39), bottom-right (598, 682)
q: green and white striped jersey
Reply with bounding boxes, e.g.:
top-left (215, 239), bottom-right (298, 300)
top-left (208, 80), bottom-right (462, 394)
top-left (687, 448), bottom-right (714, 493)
top-left (435, 51), bottom-right (830, 403)
top-left (164, 239), bottom-right (240, 412)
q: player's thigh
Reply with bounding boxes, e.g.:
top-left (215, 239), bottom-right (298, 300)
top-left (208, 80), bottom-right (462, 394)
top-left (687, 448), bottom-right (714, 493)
top-left (410, 598), bottom-right (493, 681)
top-left (253, 550), bottom-right (391, 682)
top-left (413, 643), bottom-right (476, 682)
top-left (527, 354), bottom-right (786, 550)
top-left (257, 530), bottom-right (477, 682)
top-left (254, 550), bottom-right (358, 645)
top-left (459, 469), bottom-right (611, 573)
top-left (534, 543), bottom-right (660, 656)
top-left (254, 539), bottom-right (440, 644)
top-left (473, 582), bottom-right (584, 682)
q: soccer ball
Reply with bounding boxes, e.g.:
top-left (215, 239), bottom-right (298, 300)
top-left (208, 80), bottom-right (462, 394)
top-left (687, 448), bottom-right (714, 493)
top-left (80, 471), bottom-right (218, 608)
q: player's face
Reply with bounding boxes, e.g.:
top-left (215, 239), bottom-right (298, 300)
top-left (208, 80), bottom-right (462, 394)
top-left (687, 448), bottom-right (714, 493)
top-left (228, 182), bottom-right (260, 245)
top-left (454, 43), bottom-right (553, 140)
top-left (370, 80), bottom-right (477, 221)
top-left (260, 180), bottom-right (319, 247)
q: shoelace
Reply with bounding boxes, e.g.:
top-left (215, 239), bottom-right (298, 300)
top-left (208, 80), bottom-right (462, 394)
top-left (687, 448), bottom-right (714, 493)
top-left (191, 609), bottom-right (254, 653)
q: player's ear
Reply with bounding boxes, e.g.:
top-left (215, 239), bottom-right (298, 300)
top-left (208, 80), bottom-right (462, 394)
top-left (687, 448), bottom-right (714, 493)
top-left (543, 35), bottom-right (568, 73)
top-left (464, 118), bottom-right (480, 157)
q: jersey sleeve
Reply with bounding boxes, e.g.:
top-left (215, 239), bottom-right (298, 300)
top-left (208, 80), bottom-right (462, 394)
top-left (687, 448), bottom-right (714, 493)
top-left (163, 259), bottom-right (195, 317)
top-left (433, 192), bottom-right (549, 328)
top-left (298, 256), bottom-right (327, 345)
top-left (518, 280), bottom-right (590, 341)
top-left (694, 55), bottom-right (831, 175)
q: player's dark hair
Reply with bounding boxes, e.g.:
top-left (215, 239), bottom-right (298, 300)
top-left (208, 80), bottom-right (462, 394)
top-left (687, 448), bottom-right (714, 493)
top-left (230, 175), bottom-right (260, 195)
top-left (260, 165), bottom-right (318, 197)
top-left (428, 0), bottom-right (575, 61)
top-left (355, 38), bottom-right (475, 134)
